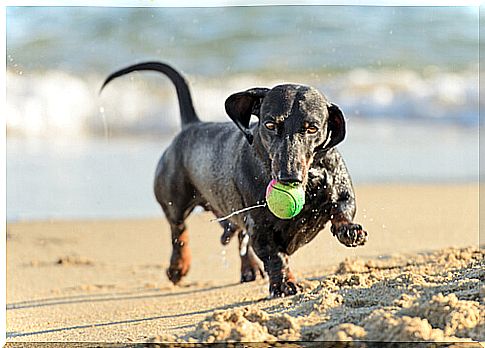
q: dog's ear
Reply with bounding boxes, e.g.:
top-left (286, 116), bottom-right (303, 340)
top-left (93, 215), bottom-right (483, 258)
top-left (225, 88), bottom-right (270, 144)
top-left (316, 103), bottom-right (346, 152)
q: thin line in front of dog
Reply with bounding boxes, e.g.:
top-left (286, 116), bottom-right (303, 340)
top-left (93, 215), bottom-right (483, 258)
top-left (211, 203), bottom-right (267, 222)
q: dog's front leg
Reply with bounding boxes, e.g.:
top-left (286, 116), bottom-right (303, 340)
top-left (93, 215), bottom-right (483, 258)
top-left (252, 231), bottom-right (297, 297)
top-left (238, 231), bottom-right (265, 283)
top-left (327, 171), bottom-right (368, 248)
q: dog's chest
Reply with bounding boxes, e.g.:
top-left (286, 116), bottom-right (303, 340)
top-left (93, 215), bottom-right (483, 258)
top-left (283, 168), bottom-right (333, 252)
top-left (248, 166), bottom-right (333, 255)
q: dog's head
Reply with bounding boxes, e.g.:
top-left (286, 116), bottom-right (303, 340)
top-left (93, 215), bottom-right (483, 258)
top-left (225, 84), bottom-right (346, 185)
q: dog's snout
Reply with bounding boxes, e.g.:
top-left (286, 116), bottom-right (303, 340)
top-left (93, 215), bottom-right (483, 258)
top-left (277, 173), bottom-right (303, 185)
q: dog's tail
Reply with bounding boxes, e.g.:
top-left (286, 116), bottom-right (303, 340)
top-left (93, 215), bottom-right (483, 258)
top-left (100, 61), bottom-right (200, 127)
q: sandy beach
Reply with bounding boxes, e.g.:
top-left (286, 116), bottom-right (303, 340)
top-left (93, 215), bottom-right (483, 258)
top-left (6, 4), bottom-right (480, 346)
top-left (6, 184), bottom-right (483, 343)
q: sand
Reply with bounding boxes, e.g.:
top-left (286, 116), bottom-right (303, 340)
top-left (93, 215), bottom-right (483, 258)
top-left (6, 184), bottom-right (483, 344)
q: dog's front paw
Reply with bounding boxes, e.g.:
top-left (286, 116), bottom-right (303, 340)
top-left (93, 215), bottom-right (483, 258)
top-left (241, 268), bottom-right (258, 283)
top-left (269, 280), bottom-right (299, 298)
top-left (331, 223), bottom-right (368, 247)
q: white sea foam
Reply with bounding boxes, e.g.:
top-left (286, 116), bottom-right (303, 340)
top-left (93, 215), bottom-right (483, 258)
top-left (6, 67), bottom-right (478, 139)
top-left (323, 67), bottom-right (478, 125)
top-left (7, 70), bottom-right (93, 137)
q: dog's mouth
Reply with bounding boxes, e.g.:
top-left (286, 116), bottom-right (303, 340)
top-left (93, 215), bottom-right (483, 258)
top-left (271, 170), bottom-right (308, 188)
top-left (276, 175), bottom-right (303, 185)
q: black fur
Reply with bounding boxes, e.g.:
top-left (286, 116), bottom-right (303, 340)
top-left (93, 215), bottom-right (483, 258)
top-left (101, 61), bottom-right (368, 298)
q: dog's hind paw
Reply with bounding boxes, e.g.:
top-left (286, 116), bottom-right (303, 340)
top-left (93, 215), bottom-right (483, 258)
top-left (166, 265), bottom-right (189, 285)
top-left (331, 223), bottom-right (368, 247)
top-left (219, 220), bottom-right (240, 245)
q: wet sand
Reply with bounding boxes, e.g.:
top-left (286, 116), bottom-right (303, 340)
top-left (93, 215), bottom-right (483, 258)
top-left (6, 184), bottom-right (483, 343)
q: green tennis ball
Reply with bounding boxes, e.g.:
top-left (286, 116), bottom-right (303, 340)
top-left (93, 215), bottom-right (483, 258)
top-left (265, 179), bottom-right (305, 219)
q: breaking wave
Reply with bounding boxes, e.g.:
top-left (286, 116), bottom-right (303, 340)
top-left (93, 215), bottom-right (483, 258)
top-left (6, 66), bottom-right (478, 138)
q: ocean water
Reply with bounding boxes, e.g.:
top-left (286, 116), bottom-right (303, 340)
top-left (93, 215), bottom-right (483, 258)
top-left (6, 6), bottom-right (479, 74)
top-left (7, 6), bottom-right (479, 135)
top-left (6, 6), bottom-right (480, 220)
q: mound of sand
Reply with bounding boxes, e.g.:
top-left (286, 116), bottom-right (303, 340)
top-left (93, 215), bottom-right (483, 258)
top-left (151, 246), bottom-right (484, 343)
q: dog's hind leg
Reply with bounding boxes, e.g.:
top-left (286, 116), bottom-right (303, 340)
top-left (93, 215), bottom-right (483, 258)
top-left (155, 176), bottom-right (197, 285)
top-left (166, 220), bottom-right (192, 284)
top-left (219, 220), bottom-right (239, 245)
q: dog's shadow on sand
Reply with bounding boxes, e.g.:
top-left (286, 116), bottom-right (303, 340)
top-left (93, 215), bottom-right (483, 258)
top-left (7, 281), bottom-right (247, 311)
top-left (6, 281), bottom-right (262, 339)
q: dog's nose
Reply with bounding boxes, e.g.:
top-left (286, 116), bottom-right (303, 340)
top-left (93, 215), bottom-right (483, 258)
top-left (277, 173), bottom-right (303, 184)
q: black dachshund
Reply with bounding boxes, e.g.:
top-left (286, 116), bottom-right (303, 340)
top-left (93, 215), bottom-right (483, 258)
top-left (101, 62), bottom-right (367, 297)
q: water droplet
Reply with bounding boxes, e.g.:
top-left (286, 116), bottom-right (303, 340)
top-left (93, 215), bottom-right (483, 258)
top-left (221, 248), bottom-right (229, 269)
top-left (168, 201), bottom-right (173, 206)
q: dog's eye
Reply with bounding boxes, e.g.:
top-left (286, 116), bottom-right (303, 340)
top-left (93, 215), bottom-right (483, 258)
top-left (265, 122), bottom-right (276, 131)
top-left (306, 126), bottom-right (319, 134)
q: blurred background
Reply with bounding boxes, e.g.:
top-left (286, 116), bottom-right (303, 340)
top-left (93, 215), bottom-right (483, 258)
top-left (6, 6), bottom-right (479, 221)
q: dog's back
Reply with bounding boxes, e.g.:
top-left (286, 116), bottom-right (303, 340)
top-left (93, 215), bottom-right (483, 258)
top-left (154, 121), bottom-right (252, 220)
